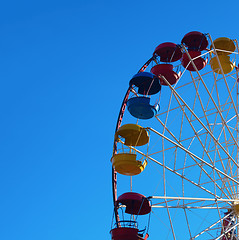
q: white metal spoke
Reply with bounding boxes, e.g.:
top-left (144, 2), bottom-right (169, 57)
top-left (147, 128), bottom-right (239, 186)
top-left (113, 33), bottom-right (239, 240)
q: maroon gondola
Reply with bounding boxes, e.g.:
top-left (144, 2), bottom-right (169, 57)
top-left (117, 192), bottom-right (151, 215)
top-left (151, 64), bottom-right (180, 85)
top-left (153, 42), bottom-right (182, 62)
top-left (181, 31), bottom-right (208, 51)
top-left (181, 31), bottom-right (208, 71)
top-left (111, 226), bottom-right (139, 240)
top-left (181, 50), bottom-right (208, 71)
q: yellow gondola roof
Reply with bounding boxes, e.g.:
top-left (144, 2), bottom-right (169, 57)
top-left (211, 37), bottom-right (236, 55)
top-left (115, 124), bottom-right (149, 146)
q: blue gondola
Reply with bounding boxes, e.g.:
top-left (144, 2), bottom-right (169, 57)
top-left (129, 72), bottom-right (161, 95)
top-left (127, 97), bottom-right (159, 120)
top-left (127, 72), bottom-right (161, 120)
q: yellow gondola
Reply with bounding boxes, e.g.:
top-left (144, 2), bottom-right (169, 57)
top-left (111, 153), bottom-right (147, 176)
top-left (112, 124), bottom-right (149, 176)
top-left (213, 37), bottom-right (236, 55)
top-left (210, 55), bottom-right (235, 74)
top-left (115, 124), bottom-right (149, 146)
top-left (210, 37), bottom-right (236, 74)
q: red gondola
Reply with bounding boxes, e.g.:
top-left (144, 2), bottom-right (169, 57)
top-left (110, 192), bottom-right (151, 240)
top-left (117, 192), bottom-right (151, 215)
top-left (153, 42), bottom-right (182, 62)
top-left (111, 224), bottom-right (139, 240)
top-left (181, 31), bottom-right (208, 51)
top-left (181, 31), bottom-right (208, 71)
top-left (111, 221), bottom-right (149, 240)
top-left (151, 64), bottom-right (180, 85)
top-left (181, 50), bottom-right (208, 71)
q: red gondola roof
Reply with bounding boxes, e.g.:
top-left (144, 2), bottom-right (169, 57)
top-left (181, 31), bottom-right (208, 51)
top-left (117, 192), bottom-right (151, 215)
top-left (153, 42), bottom-right (182, 62)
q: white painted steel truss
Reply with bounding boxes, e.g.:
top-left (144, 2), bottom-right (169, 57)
top-left (117, 34), bottom-right (239, 240)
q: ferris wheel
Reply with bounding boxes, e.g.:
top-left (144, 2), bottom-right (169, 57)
top-left (110, 31), bottom-right (239, 240)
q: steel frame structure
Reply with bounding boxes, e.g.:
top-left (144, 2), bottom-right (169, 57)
top-left (112, 33), bottom-right (239, 239)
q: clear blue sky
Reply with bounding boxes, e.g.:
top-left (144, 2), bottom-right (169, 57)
top-left (0, 1), bottom-right (239, 240)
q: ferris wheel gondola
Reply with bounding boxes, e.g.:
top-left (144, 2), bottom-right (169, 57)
top-left (110, 31), bottom-right (239, 240)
